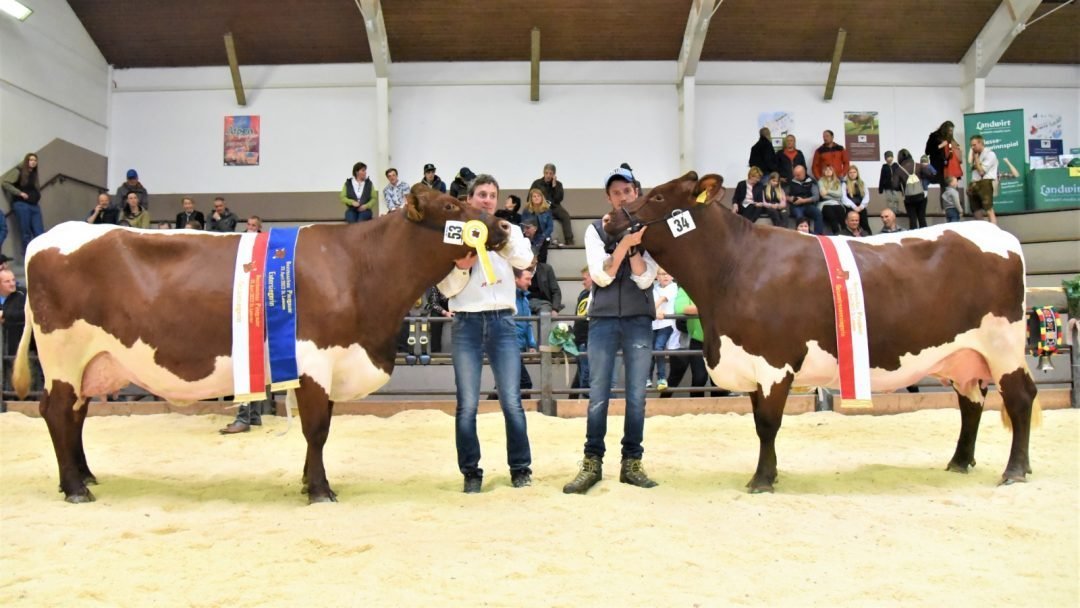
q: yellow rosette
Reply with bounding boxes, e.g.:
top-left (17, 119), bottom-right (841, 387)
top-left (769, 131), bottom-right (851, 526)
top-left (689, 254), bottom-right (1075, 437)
top-left (463, 220), bottom-right (497, 284)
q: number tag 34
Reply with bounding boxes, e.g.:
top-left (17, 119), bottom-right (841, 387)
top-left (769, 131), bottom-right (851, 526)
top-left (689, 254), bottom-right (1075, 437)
top-left (666, 211), bottom-right (696, 237)
top-left (443, 221), bottom-right (465, 245)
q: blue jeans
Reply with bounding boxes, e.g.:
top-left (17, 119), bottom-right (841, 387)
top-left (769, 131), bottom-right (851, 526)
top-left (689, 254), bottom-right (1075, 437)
top-left (0, 211), bottom-right (7, 251)
top-left (651, 326), bottom-right (673, 381)
top-left (345, 206), bottom-right (372, 223)
top-left (791, 203), bottom-right (824, 234)
top-left (585, 316), bottom-right (652, 460)
top-left (13, 201), bottom-right (44, 253)
top-left (571, 341), bottom-right (590, 390)
top-left (452, 310), bottom-right (531, 477)
top-left (945, 207), bottom-right (960, 222)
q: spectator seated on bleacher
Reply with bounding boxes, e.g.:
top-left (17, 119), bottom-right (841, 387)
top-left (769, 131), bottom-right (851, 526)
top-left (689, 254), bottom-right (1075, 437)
top-left (527, 256), bottom-right (563, 315)
top-left (120, 192), bottom-right (151, 229)
top-left (175, 197), bottom-right (204, 231)
top-left (207, 197), bottom-right (238, 232)
top-left (785, 165), bottom-right (823, 235)
top-left (496, 194), bottom-right (522, 226)
top-left (86, 192), bottom-right (120, 225)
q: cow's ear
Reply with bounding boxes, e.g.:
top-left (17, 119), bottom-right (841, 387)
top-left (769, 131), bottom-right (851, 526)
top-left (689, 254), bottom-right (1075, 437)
top-left (693, 174), bottom-right (725, 205)
top-left (405, 192), bottom-right (424, 222)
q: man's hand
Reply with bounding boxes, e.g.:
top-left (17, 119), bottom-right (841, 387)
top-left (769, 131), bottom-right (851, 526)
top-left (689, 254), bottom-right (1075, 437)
top-left (454, 252), bottom-right (477, 269)
top-left (620, 226), bottom-right (647, 249)
top-left (213, 211), bottom-right (221, 221)
top-left (19, 192), bottom-right (28, 200)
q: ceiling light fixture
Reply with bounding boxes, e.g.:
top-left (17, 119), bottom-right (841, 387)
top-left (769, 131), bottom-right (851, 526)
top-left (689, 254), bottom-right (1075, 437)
top-left (0, 0), bottom-right (33, 21)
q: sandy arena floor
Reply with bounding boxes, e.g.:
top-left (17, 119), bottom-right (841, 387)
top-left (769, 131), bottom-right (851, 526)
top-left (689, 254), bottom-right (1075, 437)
top-left (1, 408), bottom-right (1077, 607)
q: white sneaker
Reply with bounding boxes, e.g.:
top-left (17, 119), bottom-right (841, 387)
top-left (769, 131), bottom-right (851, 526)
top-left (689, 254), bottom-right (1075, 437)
top-left (645, 380), bottom-right (653, 389)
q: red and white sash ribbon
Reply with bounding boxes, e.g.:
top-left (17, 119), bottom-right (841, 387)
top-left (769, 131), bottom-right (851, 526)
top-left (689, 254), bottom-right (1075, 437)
top-left (231, 232), bottom-right (270, 402)
top-left (815, 236), bottom-right (872, 408)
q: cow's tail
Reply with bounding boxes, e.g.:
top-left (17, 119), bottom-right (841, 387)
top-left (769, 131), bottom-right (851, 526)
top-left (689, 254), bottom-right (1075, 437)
top-left (11, 299), bottom-right (34, 399)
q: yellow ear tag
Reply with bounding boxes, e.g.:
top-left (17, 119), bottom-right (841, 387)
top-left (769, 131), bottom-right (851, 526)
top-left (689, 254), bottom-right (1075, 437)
top-left (462, 220), bottom-right (497, 284)
top-left (695, 190), bottom-right (709, 204)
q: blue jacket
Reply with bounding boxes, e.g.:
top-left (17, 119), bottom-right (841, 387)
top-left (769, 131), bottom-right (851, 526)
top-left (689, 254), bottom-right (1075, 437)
top-left (515, 289), bottom-right (537, 351)
top-left (521, 208), bottom-right (554, 240)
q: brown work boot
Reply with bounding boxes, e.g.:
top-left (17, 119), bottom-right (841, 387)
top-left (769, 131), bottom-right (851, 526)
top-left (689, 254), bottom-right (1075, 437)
top-left (620, 458), bottom-right (658, 488)
top-left (563, 455), bottom-right (602, 494)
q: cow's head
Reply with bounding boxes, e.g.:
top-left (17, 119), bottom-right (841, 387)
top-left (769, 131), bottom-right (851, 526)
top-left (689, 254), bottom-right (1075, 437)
top-left (603, 171), bottom-right (723, 245)
top-left (404, 184), bottom-right (510, 251)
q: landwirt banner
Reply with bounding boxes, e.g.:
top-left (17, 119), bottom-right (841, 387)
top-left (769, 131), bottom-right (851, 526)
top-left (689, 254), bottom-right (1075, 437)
top-left (963, 109), bottom-right (1026, 212)
top-left (843, 111), bottom-right (880, 161)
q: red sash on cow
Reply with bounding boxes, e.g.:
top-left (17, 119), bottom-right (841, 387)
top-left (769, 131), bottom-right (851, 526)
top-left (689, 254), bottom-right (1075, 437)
top-left (232, 232), bottom-right (270, 402)
top-left (815, 236), bottom-right (872, 407)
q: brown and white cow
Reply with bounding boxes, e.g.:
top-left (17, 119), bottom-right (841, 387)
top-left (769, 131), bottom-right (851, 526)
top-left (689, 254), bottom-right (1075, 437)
top-left (605, 171), bottom-right (1039, 492)
top-left (13, 186), bottom-right (510, 503)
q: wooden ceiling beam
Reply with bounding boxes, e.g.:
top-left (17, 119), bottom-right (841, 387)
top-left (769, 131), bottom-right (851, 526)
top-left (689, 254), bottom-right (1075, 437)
top-left (823, 28), bottom-right (846, 101)
top-left (223, 32), bottom-right (246, 106)
top-left (356, 0), bottom-right (391, 77)
top-left (676, 0), bottom-right (718, 81)
top-left (961, 0), bottom-right (1041, 81)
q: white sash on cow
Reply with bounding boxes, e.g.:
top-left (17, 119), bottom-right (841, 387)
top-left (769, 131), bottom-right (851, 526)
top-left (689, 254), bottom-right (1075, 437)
top-left (815, 235), bottom-right (872, 408)
top-left (231, 232), bottom-right (270, 402)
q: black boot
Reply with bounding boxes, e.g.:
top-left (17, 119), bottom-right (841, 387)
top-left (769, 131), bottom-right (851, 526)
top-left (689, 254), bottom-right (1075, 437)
top-left (620, 458), bottom-right (658, 488)
top-left (563, 455), bottom-right (602, 494)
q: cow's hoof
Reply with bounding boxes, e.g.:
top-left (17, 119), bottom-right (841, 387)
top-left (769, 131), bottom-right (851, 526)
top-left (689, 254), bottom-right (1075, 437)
top-left (83, 474), bottom-right (99, 486)
top-left (946, 461), bottom-right (973, 474)
top-left (65, 489), bottom-right (96, 504)
top-left (999, 471), bottom-right (1028, 486)
top-left (308, 493), bottom-right (338, 504)
top-left (746, 477), bottom-right (775, 494)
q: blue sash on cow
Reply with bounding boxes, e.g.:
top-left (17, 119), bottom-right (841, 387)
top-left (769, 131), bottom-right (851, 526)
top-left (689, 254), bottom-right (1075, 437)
top-left (265, 227), bottom-right (302, 391)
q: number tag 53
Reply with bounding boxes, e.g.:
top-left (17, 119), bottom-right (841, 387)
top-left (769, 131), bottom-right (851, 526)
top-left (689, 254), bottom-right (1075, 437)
top-left (443, 221), bottom-right (465, 245)
top-left (666, 211), bottom-right (696, 237)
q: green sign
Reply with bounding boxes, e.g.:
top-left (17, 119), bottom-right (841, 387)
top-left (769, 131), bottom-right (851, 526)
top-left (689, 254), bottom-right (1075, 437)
top-left (1027, 168), bottom-right (1080, 210)
top-left (963, 109), bottom-right (1027, 212)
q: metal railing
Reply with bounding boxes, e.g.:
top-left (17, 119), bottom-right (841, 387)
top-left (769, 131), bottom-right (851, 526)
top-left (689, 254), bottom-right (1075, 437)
top-left (3, 311), bottom-right (1076, 414)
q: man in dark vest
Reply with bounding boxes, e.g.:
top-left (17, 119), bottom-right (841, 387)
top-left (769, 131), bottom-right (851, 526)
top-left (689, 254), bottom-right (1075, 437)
top-left (563, 167), bottom-right (659, 494)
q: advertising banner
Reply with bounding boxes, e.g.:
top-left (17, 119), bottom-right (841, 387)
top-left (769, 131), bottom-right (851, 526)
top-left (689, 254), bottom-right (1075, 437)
top-left (843, 111), bottom-right (881, 161)
top-left (963, 109), bottom-right (1026, 212)
top-left (224, 115), bottom-right (260, 166)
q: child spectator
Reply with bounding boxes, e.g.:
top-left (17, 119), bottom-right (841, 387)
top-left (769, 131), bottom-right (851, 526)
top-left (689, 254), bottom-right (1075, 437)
top-left (755, 171), bottom-right (787, 225)
top-left (650, 268), bottom-right (677, 391)
top-left (878, 151), bottom-right (903, 213)
top-left (496, 195), bottom-right (523, 225)
top-left (795, 217), bottom-right (812, 233)
top-left (521, 188), bottom-right (554, 250)
top-left (941, 176), bottom-right (962, 223)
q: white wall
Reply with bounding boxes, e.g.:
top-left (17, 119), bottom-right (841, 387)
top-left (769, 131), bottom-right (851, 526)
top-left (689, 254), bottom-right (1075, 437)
top-left (390, 83), bottom-right (679, 190)
top-left (108, 60), bottom-right (1079, 194)
top-left (110, 65), bottom-right (378, 193)
top-left (0, 0), bottom-right (108, 168)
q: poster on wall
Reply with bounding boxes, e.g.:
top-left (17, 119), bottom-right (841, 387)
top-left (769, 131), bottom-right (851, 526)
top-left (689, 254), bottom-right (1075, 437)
top-left (1028, 139), bottom-right (1065, 169)
top-left (758, 112), bottom-right (794, 150)
top-left (843, 111), bottom-right (881, 161)
top-left (224, 115), bottom-right (260, 166)
top-left (1028, 113), bottom-right (1063, 139)
top-left (963, 109), bottom-right (1026, 213)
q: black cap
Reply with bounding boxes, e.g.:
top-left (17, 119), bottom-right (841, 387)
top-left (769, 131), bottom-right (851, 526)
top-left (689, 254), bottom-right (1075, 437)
top-left (459, 167), bottom-right (476, 181)
top-left (0, 254), bottom-right (11, 264)
top-left (424, 163), bottom-right (436, 172)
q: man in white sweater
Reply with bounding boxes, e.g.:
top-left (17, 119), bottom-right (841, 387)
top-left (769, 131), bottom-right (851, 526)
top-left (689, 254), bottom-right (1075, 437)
top-left (437, 174), bottom-right (536, 493)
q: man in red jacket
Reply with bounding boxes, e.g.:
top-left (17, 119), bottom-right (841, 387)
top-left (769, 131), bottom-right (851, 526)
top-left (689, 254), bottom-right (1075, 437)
top-left (811, 129), bottom-right (850, 179)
